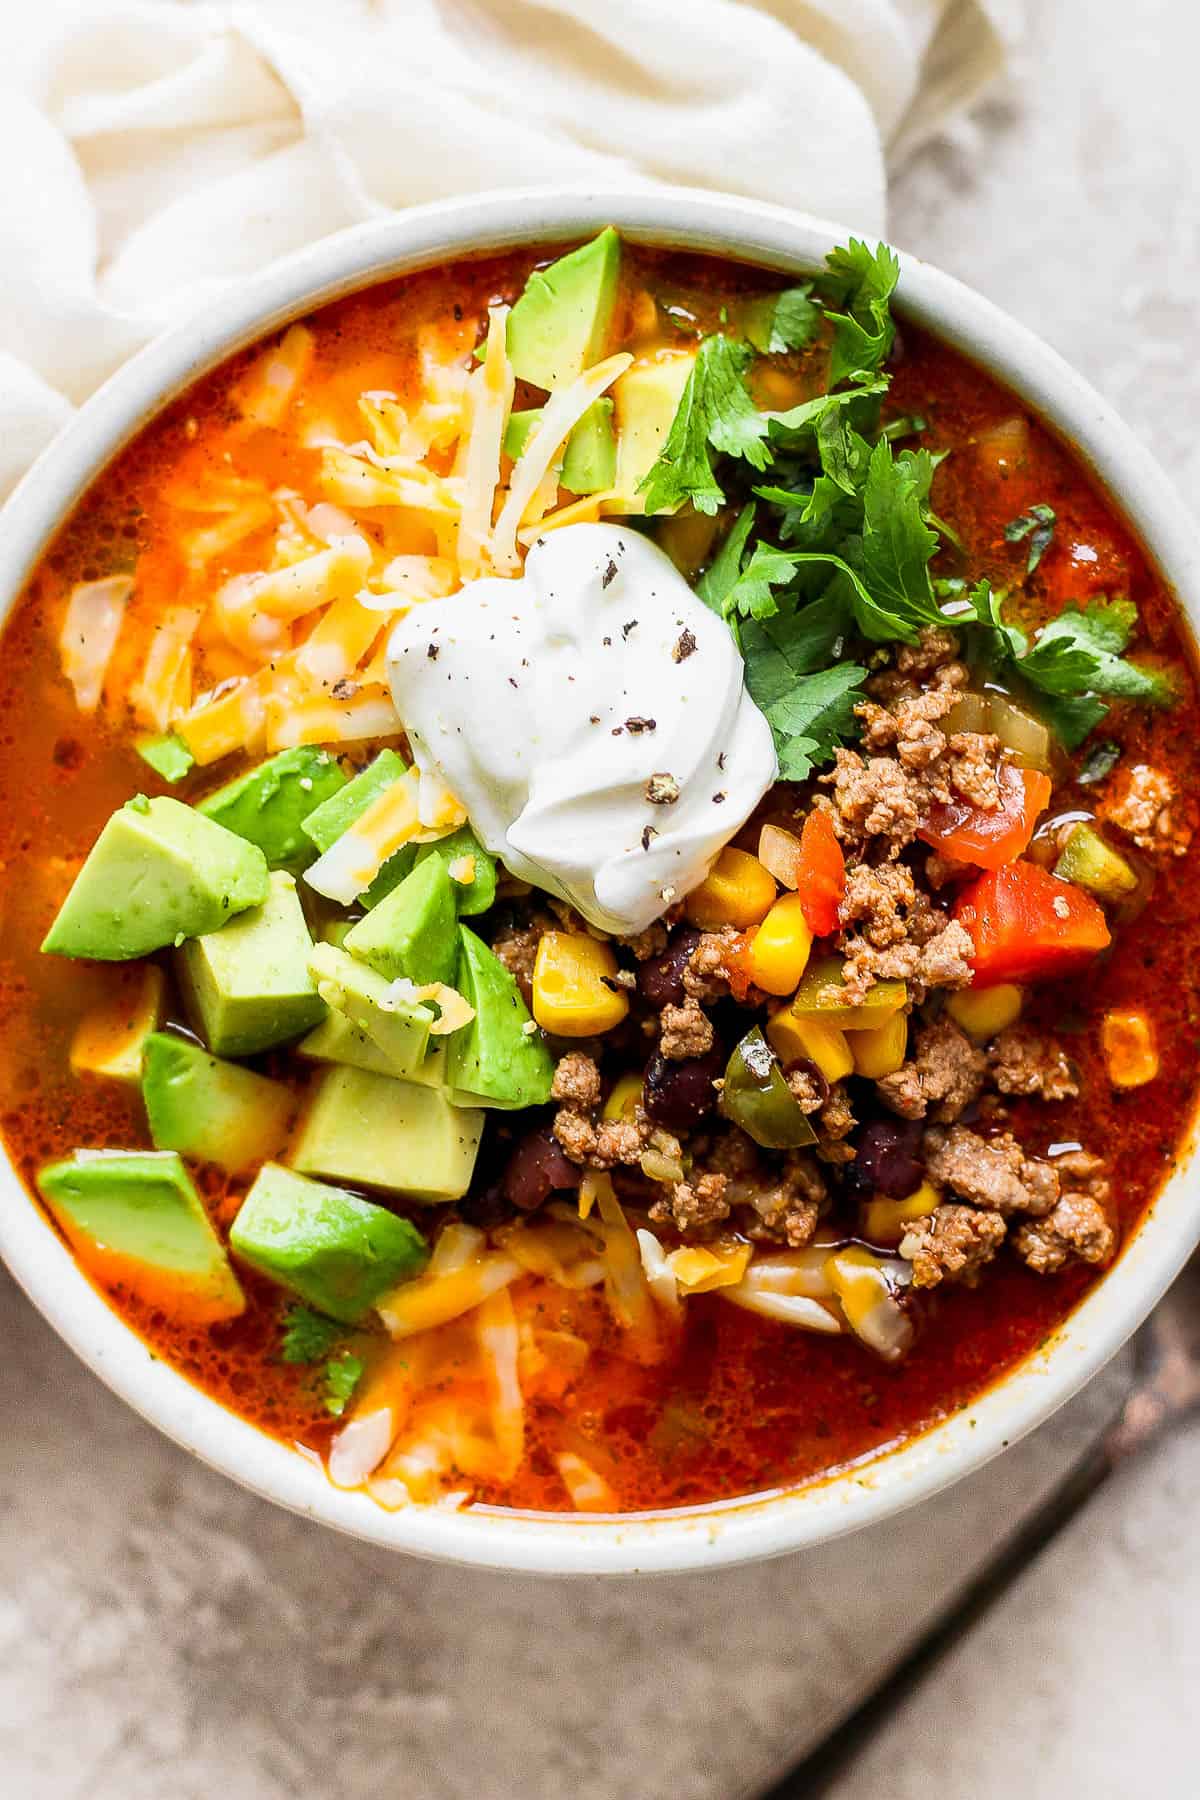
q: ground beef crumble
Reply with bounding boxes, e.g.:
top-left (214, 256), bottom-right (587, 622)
top-left (876, 1019), bottom-right (986, 1123)
top-left (988, 1026), bottom-right (1079, 1101)
top-left (658, 997), bottom-right (714, 1060)
top-left (684, 928), bottom-right (743, 1001)
top-left (1012, 1150), bottom-right (1116, 1273)
top-left (550, 1052), bottom-right (602, 1110)
top-left (900, 1203), bottom-right (1007, 1288)
top-left (1102, 763), bottom-right (1191, 856)
top-left (922, 1124), bottom-right (1060, 1217)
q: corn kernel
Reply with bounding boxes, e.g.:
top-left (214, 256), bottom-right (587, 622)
top-left (1101, 1009), bottom-right (1159, 1088)
top-left (685, 847), bottom-right (777, 931)
top-left (850, 1011), bottom-right (909, 1079)
top-left (603, 1072), bottom-right (643, 1121)
top-left (745, 893), bottom-right (814, 995)
top-left (766, 1010), bottom-right (854, 1084)
top-left (532, 932), bottom-right (630, 1037)
top-left (862, 1181), bottom-right (941, 1244)
top-left (946, 984), bottom-right (1024, 1041)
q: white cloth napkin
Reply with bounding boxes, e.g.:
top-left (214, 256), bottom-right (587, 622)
top-left (0, 0), bottom-right (1020, 501)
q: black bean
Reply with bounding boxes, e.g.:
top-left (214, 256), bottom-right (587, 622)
top-left (638, 928), bottom-right (701, 1011)
top-left (851, 1118), bottom-right (925, 1197)
top-left (501, 1128), bottom-right (581, 1211)
top-left (643, 1046), bottom-right (724, 1132)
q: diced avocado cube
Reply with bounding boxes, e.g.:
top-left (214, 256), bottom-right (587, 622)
top-left (1054, 821), bottom-right (1138, 902)
top-left (198, 748), bottom-right (346, 871)
top-left (446, 926), bottom-right (554, 1109)
top-left (308, 942), bottom-right (433, 1077)
top-left (136, 733), bottom-right (195, 784)
top-left (506, 228), bottom-right (621, 391)
top-left (37, 1149), bottom-right (244, 1323)
top-left (230, 1162), bottom-right (427, 1322)
top-left (561, 397), bottom-right (616, 495)
top-left (343, 855), bottom-right (458, 986)
top-left (412, 826), bottom-right (497, 917)
top-left (504, 402), bottom-right (615, 495)
top-left (299, 1014), bottom-right (448, 1087)
top-left (178, 870), bottom-right (324, 1056)
top-left (69, 964), bottom-right (166, 1085)
top-left (504, 407), bottom-right (543, 461)
top-left (42, 795), bottom-right (270, 961)
top-left (300, 749), bottom-right (408, 853)
top-left (291, 1066), bottom-right (484, 1203)
top-left (612, 351), bottom-right (696, 504)
top-left (142, 1032), bottom-right (295, 1174)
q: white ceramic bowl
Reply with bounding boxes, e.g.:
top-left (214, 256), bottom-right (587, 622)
top-left (2, 187), bottom-right (1198, 1575)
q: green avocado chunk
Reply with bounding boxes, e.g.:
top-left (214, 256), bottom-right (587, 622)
top-left (445, 926), bottom-right (554, 1110)
top-left (142, 1032), bottom-right (295, 1174)
top-left (299, 1014), bottom-right (448, 1086)
top-left (179, 870), bottom-right (324, 1056)
top-left (37, 1149), bottom-right (244, 1321)
top-left (506, 227), bottom-right (621, 391)
top-left (561, 398), bottom-right (616, 494)
top-left (230, 1162), bottom-right (427, 1323)
top-left (343, 855), bottom-right (458, 986)
top-left (308, 943), bottom-right (434, 1077)
top-left (42, 796), bottom-right (270, 961)
top-left (413, 826), bottom-right (497, 917)
top-left (300, 748), bottom-right (408, 853)
top-left (198, 747), bottom-right (346, 870)
top-left (291, 1066), bottom-right (484, 1202)
top-left (502, 401), bottom-right (615, 496)
top-left (135, 734), bottom-right (195, 784)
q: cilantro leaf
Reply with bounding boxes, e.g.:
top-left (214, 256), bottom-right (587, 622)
top-left (856, 441), bottom-right (942, 627)
top-left (280, 1304), bottom-right (344, 1365)
top-left (640, 335), bottom-right (771, 516)
top-left (959, 588), bottom-right (1174, 749)
top-left (1004, 502), bottom-right (1057, 574)
top-left (722, 543), bottom-right (802, 621)
top-left (819, 240), bottom-right (900, 385)
top-left (740, 598), bottom-right (852, 710)
top-left (761, 664), bottom-right (868, 781)
top-left (696, 503), bottom-right (756, 614)
top-left (324, 1353), bottom-right (364, 1418)
top-left (1022, 598), bottom-right (1172, 705)
top-left (745, 285), bottom-right (821, 354)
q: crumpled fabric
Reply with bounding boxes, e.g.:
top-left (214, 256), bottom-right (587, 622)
top-left (0, 0), bottom-right (1021, 498)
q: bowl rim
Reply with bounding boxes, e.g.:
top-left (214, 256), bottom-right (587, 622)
top-left (2, 184), bottom-right (1198, 1575)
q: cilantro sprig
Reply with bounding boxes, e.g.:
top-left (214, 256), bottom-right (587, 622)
top-left (643, 234), bottom-right (1175, 779)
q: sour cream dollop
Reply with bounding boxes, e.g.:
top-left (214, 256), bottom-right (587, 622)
top-left (387, 524), bottom-right (778, 935)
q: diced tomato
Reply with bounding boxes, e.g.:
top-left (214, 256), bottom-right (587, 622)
top-left (920, 765), bottom-right (1052, 870)
top-left (952, 861), bottom-right (1111, 988)
top-left (796, 809), bottom-right (845, 936)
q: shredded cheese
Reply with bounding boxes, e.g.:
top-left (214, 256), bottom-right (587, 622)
top-left (456, 305), bottom-right (514, 580)
top-left (59, 575), bottom-right (133, 712)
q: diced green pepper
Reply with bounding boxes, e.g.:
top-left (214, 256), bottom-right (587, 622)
top-left (720, 1027), bottom-right (816, 1150)
top-left (787, 957), bottom-right (907, 1031)
top-left (1054, 821), bottom-right (1138, 901)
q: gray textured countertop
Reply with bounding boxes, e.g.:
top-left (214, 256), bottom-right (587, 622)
top-left (4, 2), bottom-right (1199, 1795)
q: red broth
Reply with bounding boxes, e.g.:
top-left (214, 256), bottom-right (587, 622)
top-left (1, 243), bottom-right (1196, 1512)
